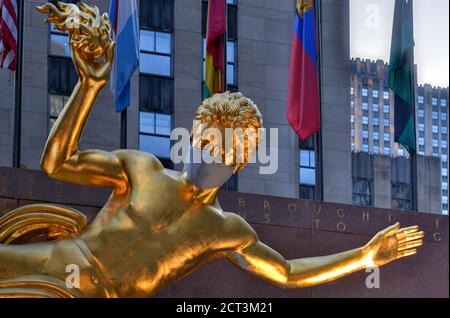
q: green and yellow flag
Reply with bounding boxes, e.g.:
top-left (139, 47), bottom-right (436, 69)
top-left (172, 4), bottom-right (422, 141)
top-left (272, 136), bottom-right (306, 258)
top-left (388, 0), bottom-right (416, 154)
top-left (204, 0), bottom-right (226, 99)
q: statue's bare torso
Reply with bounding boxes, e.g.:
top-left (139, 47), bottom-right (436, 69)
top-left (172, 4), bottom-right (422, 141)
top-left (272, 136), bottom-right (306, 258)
top-left (77, 150), bottom-right (254, 297)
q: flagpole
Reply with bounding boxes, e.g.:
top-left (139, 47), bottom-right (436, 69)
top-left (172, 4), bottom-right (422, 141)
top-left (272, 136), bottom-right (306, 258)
top-left (120, 109), bottom-right (127, 149)
top-left (13, 0), bottom-right (24, 168)
top-left (409, 0), bottom-right (418, 211)
top-left (314, 0), bottom-right (324, 201)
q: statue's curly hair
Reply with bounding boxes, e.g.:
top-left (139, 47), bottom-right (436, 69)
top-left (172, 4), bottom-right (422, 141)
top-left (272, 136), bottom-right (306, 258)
top-left (37, 2), bottom-right (112, 59)
top-left (194, 92), bottom-right (263, 168)
top-left (195, 92), bottom-right (263, 131)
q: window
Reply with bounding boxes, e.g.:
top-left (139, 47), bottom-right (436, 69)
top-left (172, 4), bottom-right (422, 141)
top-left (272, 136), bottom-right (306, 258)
top-left (373, 104), bottom-right (379, 112)
top-left (351, 129), bottom-right (355, 137)
top-left (139, 0), bottom-right (175, 169)
top-left (362, 88), bottom-right (368, 97)
top-left (300, 149), bottom-right (316, 186)
top-left (398, 148), bottom-right (405, 157)
top-left (373, 90), bottom-right (379, 98)
top-left (432, 125), bottom-right (439, 133)
top-left (362, 130), bottom-right (369, 139)
top-left (48, 94), bottom-right (69, 130)
top-left (433, 140), bottom-right (439, 147)
top-left (384, 119), bottom-right (390, 126)
top-left (353, 179), bottom-right (372, 206)
top-left (418, 138), bottom-right (425, 146)
top-left (418, 123), bottom-right (425, 131)
top-left (442, 113), bottom-right (448, 121)
top-left (299, 136), bottom-right (317, 200)
top-left (140, 30), bottom-right (172, 76)
top-left (442, 154), bottom-right (448, 162)
top-left (48, 23), bottom-right (77, 131)
top-left (392, 183), bottom-right (411, 211)
top-left (443, 182), bottom-right (449, 191)
top-left (432, 98), bottom-right (438, 106)
top-left (351, 115), bottom-right (355, 123)
top-left (350, 87), bottom-right (354, 95)
top-left (140, 0), bottom-right (174, 31)
top-left (384, 133), bottom-right (390, 141)
top-left (139, 112), bottom-right (172, 160)
top-left (373, 146), bottom-right (379, 153)
top-left (351, 143), bottom-right (355, 151)
top-left (362, 116), bottom-right (369, 125)
top-left (362, 102), bottom-right (369, 110)
top-left (418, 96), bottom-right (424, 104)
top-left (373, 117), bottom-right (379, 126)
top-left (373, 132), bottom-right (379, 140)
top-left (383, 91), bottom-right (390, 100)
top-left (350, 101), bottom-right (354, 108)
top-left (432, 112), bottom-right (439, 120)
top-left (418, 109), bottom-right (425, 118)
top-left (442, 127), bottom-right (448, 134)
top-left (49, 24), bottom-right (70, 57)
top-left (441, 99), bottom-right (447, 107)
top-left (383, 105), bottom-right (390, 113)
top-left (442, 168), bottom-right (448, 177)
top-left (362, 144), bottom-right (369, 152)
top-left (433, 148), bottom-right (439, 156)
top-left (442, 141), bottom-right (448, 149)
top-left (384, 147), bottom-right (390, 155)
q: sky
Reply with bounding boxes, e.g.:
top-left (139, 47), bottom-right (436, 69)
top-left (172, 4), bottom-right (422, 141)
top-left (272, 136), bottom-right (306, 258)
top-left (350, 0), bottom-right (449, 87)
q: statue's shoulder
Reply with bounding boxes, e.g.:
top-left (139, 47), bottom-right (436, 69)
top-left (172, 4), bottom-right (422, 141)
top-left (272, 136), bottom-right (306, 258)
top-left (112, 149), bottom-right (165, 172)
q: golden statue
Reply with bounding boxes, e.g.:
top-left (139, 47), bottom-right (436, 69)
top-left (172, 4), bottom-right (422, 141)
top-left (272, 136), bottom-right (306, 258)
top-left (0, 3), bottom-right (424, 298)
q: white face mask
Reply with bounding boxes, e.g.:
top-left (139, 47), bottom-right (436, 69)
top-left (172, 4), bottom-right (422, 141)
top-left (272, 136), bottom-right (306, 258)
top-left (183, 145), bottom-right (235, 189)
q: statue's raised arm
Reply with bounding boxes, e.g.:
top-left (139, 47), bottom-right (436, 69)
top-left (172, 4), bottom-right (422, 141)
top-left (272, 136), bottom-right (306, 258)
top-left (37, 2), bottom-right (126, 189)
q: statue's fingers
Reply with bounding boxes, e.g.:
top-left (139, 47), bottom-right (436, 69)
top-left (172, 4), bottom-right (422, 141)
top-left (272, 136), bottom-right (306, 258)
top-left (397, 248), bottom-right (417, 259)
top-left (36, 3), bottom-right (58, 14)
top-left (105, 42), bottom-right (116, 63)
top-left (384, 222), bottom-right (400, 236)
top-left (398, 240), bottom-right (423, 252)
top-left (79, 23), bottom-right (94, 36)
top-left (78, 2), bottom-right (97, 18)
top-left (398, 231), bottom-right (425, 244)
top-left (397, 225), bottom-right (419, 237)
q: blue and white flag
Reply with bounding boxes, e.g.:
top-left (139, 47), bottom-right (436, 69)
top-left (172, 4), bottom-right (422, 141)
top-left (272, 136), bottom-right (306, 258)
top-left (109, 0), bottom-right (139, 113)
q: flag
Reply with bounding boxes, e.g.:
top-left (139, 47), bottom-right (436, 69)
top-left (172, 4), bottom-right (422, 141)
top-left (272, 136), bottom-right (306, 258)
top-left (204, 0), bottom-right (226, 99)
top-left (388, 0), bottom-right (416, 154)
top-left (0, 0), bottom-right (17, 70)
top-left (286, 0), bottom-right (320, 141)
top-left (109, 0), bottom-right (139, 113)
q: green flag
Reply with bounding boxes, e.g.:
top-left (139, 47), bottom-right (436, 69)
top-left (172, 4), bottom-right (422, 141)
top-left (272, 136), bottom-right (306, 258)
top-left (388, 0), bottom-right (416, 154)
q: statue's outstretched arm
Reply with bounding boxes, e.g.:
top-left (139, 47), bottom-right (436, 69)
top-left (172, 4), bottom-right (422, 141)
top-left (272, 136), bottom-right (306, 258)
top-left (41, 41), bottom-right (126, 189)
top-left (227, 223), bottom-right (423, 288)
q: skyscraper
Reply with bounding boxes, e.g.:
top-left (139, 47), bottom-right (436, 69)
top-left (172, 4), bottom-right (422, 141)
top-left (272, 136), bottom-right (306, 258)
top-left (350, 58), bottom-right (449, 214)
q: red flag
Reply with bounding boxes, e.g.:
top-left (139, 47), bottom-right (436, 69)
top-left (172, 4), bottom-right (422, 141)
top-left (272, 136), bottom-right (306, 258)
top-left (286, 1), bottom-right (320, 141)
top-left (0, 0), bottom-right (17, 71)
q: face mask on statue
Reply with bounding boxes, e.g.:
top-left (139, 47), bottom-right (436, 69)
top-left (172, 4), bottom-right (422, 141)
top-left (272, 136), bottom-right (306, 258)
top-left (183, 145), bottom-right (235, 190)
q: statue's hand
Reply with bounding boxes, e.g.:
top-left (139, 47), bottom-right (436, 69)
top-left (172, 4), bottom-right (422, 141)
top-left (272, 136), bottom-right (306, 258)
top-left (362, 222), bottom-right (424, 268)
top-left (71, 39), bottom-right (115, 88)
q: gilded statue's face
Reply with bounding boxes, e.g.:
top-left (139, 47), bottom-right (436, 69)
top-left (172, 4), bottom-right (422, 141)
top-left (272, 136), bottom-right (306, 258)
top-left (191, 120), bottom-right (259, 170)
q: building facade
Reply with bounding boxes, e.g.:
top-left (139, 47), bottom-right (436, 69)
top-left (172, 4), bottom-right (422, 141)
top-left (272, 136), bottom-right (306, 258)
top-left (0, 0), bottom-right (444, 214)
top-left (350, 58), bottom-right (449, 214)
